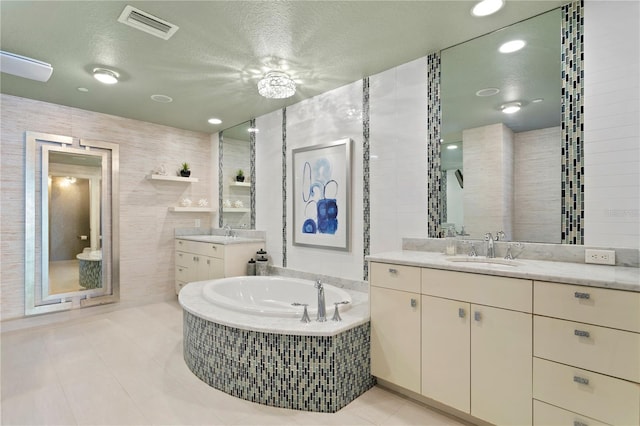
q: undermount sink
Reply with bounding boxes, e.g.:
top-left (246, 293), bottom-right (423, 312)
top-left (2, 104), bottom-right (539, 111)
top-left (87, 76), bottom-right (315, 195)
top-left (445, 257), bottom-right (520, 267)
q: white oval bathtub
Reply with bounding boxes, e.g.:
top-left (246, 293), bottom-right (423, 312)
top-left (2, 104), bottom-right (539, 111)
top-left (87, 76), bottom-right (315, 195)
top-left (202, 276), bottom-right (352, 317)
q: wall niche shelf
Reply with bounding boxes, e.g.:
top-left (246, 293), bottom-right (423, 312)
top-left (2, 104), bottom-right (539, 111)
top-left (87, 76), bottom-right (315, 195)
top-left (146, 174), bottom-right (199, 183)
top-left (169, 207), bottom-right (215, 213)
top-left (230, 182), bottom-right (251, 188)
top-left (223, 208), bottom-right (250, 213)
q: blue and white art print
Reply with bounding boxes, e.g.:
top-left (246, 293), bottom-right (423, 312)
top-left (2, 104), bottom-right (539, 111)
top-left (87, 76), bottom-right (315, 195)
top-left (292, 139), bottom-right (351, 251)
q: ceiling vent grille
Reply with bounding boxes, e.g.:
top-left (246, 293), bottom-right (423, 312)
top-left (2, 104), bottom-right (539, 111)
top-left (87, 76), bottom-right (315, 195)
top-left (117, 5), bottom-right (179, 40)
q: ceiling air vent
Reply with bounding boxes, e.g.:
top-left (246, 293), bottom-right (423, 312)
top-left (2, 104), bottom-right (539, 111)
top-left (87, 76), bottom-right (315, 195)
top-left (117, 5), bottom-right (179, 40)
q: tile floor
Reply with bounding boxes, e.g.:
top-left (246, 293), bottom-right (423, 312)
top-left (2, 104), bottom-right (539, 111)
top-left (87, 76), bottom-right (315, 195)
top-left (1, 300), bottom-right (467, 425)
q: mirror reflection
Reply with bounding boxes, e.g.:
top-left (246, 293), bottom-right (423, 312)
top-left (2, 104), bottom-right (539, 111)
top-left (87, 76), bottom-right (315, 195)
top-left (440, 9), bottom-right (562, 243)
top-left (44, 148), bottom-right (107, 299)
top-left (220, 121), bottom-right (253, 229)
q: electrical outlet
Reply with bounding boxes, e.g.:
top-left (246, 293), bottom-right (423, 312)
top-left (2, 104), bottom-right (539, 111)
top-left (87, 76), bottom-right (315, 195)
top-left (585, 249), bottom-right (616, 265)
top-left (194, 219), bottom-right (201, 228)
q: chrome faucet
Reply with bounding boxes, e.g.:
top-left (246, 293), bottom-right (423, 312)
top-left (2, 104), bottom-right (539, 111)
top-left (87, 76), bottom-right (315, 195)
top-left (315, 279), bottom-right (327, 322)
top-left (484, 233), bottom-right (495, 258)
top-left (223, 224), bottom-right (234, 238)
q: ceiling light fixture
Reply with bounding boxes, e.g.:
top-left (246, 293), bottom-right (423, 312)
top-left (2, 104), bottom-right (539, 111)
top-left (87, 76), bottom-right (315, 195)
top-left (93, 68), bottom-right (119, 84)
top-left (150, 94), bottom-right (173, 103)
top-left (475, 87), bottom-right (500, 97)
top-left (471, 0), bottom-right (505, 17)
top-left (257, 71), bottom-right (296, 99)
top-left (501, 102), bottom-right (522, 114)
top-left (447, 145), bottom-right (458, 150)
top-left (499, 40), bottom-right (526, 53)
top-left (208, 118), bottom-right (222, 125)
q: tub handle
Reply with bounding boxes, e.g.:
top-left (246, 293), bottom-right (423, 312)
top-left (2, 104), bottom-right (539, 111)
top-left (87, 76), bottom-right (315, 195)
top-left (292, 303), bottom-right (311, 323)
top-left (332, 301), bottom-right (350, 322)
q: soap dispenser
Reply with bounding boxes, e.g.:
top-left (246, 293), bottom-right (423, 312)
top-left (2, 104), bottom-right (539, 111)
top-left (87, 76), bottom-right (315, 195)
top-left (445, 227), bottom-right (457, 256)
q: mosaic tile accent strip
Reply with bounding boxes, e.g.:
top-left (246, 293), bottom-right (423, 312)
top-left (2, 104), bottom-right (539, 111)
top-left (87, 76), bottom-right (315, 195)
top-left (282, 108), bottom-right (288, 267)
top-left (561, 0), bottom-right (584, 245)
top-left (362, 77), bottom-right (371, 281)
top-left (427, 53), bottom-right (443, 237)
top-left (218, 132), bottom-right (224, 228)
top-left (250, 118), bottom-right (256, 229)
top-left (440, 170), bottom-right (447, 226)
top-left (183, 311), bottom-right (375, 412)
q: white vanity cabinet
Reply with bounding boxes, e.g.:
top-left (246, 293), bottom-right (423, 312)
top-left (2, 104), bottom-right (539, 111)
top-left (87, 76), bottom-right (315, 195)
top-left (421, 268), bottom-right (533, 426)
top-left (175, 238), bottom-right (264, 294)
top-left (369, 262), bottom-right (422, 393)
top-left (532, 281), bottom-right (640, 426)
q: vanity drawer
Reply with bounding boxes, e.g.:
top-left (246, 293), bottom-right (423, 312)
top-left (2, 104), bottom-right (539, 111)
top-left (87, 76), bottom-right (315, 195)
top-left (370, 262), bottom-right (421, 293)
top-left (533, 399), bottom-right (610, 426)
top-left (533, 357), bottom-right (640, 426)
top-left (421, 268), bottom-right (532, 312)
top-left (175, 239), bottom-right (224, 259)
top-left (175, 265), bottom-right (189, 283)
top-left (175, 251), bottom-right (189, 267)
top-left (534, 281), bottom-right (640, 332)
top-left (534, 316), bottom-right (640, 382)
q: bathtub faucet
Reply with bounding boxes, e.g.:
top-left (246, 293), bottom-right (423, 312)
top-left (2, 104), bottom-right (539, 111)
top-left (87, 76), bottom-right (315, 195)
top-left (315, 279), bottom-right (327, 322)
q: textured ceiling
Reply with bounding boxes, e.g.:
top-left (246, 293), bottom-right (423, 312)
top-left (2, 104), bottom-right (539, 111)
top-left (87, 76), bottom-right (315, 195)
top-left (0, 1), bottom-right (566, 134)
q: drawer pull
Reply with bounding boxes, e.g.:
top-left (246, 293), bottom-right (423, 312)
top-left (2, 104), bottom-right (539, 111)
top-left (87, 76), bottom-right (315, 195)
top-left (458, 308), bottom-right (466, 318)
top-left (388, 268), bottom-right (398, 274)
top-left (211, 245), bottom-right (217, 250)
top-left (573, 376), bottom-right (589, 385)
top-left (574, 292), bottom-right (591, 300)
top-left (474, 311), bottom-right (481, 322)
top-left (410, 298), bottom-right (417, 308)
top-left (574, 421), bottom-right (588, 426)
top-left (178, 241), bottom-right (183, 245)
top-left (574, 329), bottom-right (590, 338)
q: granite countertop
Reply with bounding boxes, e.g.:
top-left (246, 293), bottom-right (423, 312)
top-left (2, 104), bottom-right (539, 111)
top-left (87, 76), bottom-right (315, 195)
top-left (367, 251), bottom-right (640, 292)
top-left (176, 235), bottom-right (265, 245)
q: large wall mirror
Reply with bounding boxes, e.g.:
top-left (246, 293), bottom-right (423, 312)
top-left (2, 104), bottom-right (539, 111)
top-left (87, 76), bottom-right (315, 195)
top-left (25, 131), bottom-right (119, 316)
top-left (440, 8), bottom-right (562, 243)
top-left (219, 120), bottom-right (255, 229)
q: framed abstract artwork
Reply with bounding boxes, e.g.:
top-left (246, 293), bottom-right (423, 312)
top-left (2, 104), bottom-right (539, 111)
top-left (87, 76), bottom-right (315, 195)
top-left (292, 138), bottom-right (352, 251)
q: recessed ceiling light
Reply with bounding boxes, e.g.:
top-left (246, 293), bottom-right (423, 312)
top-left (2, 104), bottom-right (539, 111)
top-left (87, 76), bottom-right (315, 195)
top-left (499, 40), bottom-right (526, 53)
top-left (447, 145), bottom-right (459, 150)
top-left (475, 87), bottom-right (500, 97)
top-left (532, 98), bottom-right (544, 103)
top-left (501, 102), bottom-right (522, 114)
top-left (248, 127), bottom-right (260, 133)
top-left (93, 68), bottom-right (119, 84)
top-left (77, 87), bottom-right (89, 92)
top-left (150, 94), bottom-right (173, 103)
top-left (471, 0), bottom-right (505, 17)
top-left (207, 118), bottom-right (222, 125)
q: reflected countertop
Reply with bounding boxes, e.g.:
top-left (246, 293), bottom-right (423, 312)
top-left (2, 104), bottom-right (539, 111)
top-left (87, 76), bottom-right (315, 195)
top-left (367, 251), bottom-right (640, 292)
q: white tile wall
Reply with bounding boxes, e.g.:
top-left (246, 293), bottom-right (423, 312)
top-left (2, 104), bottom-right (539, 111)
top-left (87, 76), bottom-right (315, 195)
top-left (513, 127), bottom-right (562, 243)
top-left (584, 0), bottom-right (640, 249)
top-left (1, 94), bottom-right (214, 321)
top-left (369, 57), bottom-right (429, 253)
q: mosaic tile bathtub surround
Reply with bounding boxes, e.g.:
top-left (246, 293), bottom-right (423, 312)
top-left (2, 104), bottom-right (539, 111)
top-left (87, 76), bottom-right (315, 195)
top-left (561, 0), bottom-right (584, 244)
top-left (427, 52), bottom-right (442, 238)
top-left (183, 311), bottom-right (375, 412)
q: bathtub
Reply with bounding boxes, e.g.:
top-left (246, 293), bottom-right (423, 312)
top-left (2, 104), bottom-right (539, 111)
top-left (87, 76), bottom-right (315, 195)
top-left (179, 276), bottom-right (374, 412)
top-left (202, 276), bottom-right (353, 317)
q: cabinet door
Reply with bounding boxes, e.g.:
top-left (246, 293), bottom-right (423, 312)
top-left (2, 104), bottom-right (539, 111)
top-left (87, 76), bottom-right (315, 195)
top-left (205, 256), bottom-right (224, 279)
top-left (471, 305), bottom-right (532, 426)
top-left (421, 295), bottom-right (470, 413)
top-left (370, 286), bottom-right (421, 393)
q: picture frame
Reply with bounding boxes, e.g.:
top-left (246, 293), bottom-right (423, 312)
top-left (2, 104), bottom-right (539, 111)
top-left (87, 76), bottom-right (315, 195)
top-left (292, 138), bottom-right (352, 251)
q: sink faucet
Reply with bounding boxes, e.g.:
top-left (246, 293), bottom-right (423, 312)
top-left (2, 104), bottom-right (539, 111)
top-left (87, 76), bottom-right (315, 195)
top-left (223, 224), bottom-right (234, 238)
top-left (484, 233), bottom-right (495, 258)
top-left (315, 279), bottom-right (327, 322)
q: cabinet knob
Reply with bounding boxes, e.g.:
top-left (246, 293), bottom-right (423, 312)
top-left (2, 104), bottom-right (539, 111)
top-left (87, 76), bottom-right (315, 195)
top-left (573, 376), bottom-right (589, 386)
top-left (410, 298), bottom-right (417, 308)
top-left (474, 311), bottom-right (481, 322)
top-left (574, 421), bottom-right (589, 426)
top-left (388, 268), bottom-right (398, 274)
top-left (574, 329), bottom-right (590, 338)
top-left (207, 259), bottom-right (210, 265)
top-left (574, 292), bottom-right (590, 300)
top-left (458, 308), bottom-right (466, 318)
top-left (211, 245), bottom-right (217, 250)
